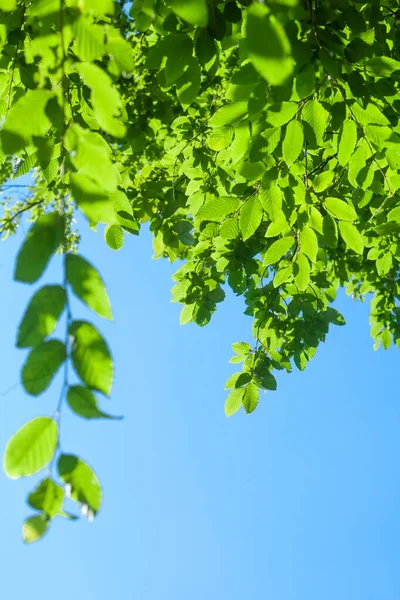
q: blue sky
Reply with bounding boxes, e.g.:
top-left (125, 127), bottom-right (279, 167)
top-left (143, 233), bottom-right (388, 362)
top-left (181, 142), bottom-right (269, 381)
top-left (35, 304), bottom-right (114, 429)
top-left (0, 218), bottom-right (400, 600)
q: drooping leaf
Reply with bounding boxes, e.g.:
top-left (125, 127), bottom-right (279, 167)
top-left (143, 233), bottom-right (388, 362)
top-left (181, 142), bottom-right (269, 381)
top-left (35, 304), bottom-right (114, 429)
top-left (104, 224), bottom-right (124, 250)
top-left (324, 197), bottom-right (358, 221)
top-left (299, 226), bottom-right (318, 263)
top-left (4, 417), bottom-right (58, 479)
top-left (225, 388), bottom-right (245, 417)
top-left (264, 236), bottom-right (294, 265)
top-left (337, 120), bottom-right (357, 166)
top-left (22, 515), bottom-right (49, 544)
top-left (28, 478), bottom-right (64, 519)
top-left (246, 3), bottom-right (294, 86)
top-left (66, 254), bottom-right (113, 320)
top-left (67, 386), bottom-right (121, 420)
top-left (1, 90), bottom-right (53, 154)
top-left (283, 120), bottom-right (304, 166)
top-left (17, 286), bottom-right (66, 348)
top-left (338, 221), bottom-right (364, 255)
top-left (14, 213), bottom-right (64, 284)
top-left (294, 253), bottom-right (310, 291)
top-left (70, 321), bottom-right (113, 396)
top-left (170, 0), bottom-right (208, 27)
top-left (239, 197), bottom-right (263, 241)
top-left (58, 454), bottom-right (102, 514)
top-left (209, 102), bottom-right (248, 128)
top-left (22, 340), bottom-right (66, 396)
top-left (242, 382), bottom-right (259, 414)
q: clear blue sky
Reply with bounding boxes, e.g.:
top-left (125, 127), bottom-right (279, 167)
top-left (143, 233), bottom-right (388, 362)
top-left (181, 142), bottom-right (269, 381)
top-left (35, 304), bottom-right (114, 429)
top-left (0, 218), bottom-right (399, 600)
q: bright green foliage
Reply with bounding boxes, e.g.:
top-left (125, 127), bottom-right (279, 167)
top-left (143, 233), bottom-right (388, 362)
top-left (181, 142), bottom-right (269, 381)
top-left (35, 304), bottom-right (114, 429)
top-left (2, 0), bottom-right (400, 540)
top-left (17, 286), bottom-right (66, 348)
top-left (14, 214), bottom-right (64, 284)
top-left (70, 321), bottom-right (113, 396)
top-left (22, 515), bottom-right (49, 544)
top-left (67, 385), bottom-right (120, 420)
top-left (66, 254), bottom-right (113, 320)
top-left (4, 417), bottom-right (58, 479)
top-left (28, 478), bottom-right (64, 519)
top-left (58, 454), bottom-right (102, 515)
top-left (22, 339), bottom-right (66, 396)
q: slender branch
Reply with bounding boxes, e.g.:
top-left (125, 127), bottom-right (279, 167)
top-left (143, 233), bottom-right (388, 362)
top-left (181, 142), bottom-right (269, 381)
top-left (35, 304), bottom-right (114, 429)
top-left (0, 199), bottom-right (45, 236)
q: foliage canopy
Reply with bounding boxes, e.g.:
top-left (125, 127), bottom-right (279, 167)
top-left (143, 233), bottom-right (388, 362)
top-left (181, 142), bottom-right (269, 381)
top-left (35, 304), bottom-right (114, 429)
top-left (1, 0), bottom-right (400, 541)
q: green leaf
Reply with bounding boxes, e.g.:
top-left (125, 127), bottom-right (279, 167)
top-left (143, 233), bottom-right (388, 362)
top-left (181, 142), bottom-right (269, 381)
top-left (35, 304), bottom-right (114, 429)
top-left (301, 100), bottom-right (328, 148)
top-left (299, 226), bottom-right (318, 263)
top-left (70, 321), bottom-right (113, 396)
top-left (239, 197), bottom-right (263, 241)
top-left (225, 372), bottom-right (252, 390)
top-left (337, 120), bottom-right (357, 166)
top-left (273, 264), bottom-right (293, 287)
top-left (246, 3), bottom-right (294, 86)
top-left (66, 254), bottom-right (112, 320)
top-left (225, 388), bottom-right (245, 417)
top-left (170, 0), bottom-right (208, 26)
top-left (312, 171), bottom-right (335, 193)
top-left (104, 224), bottom-right (124, 250)
top-left (324, 197), bottom-right (358, 221)
top-left (197, 196), bottom-right (239, 222)
top-left (76, 62), bottom-right (126, 138)
top-left (232, 342), bottom-right (251, 355)
top-left (67, 385), bottom-right (121, 420)
top-left (22, 515), bottom-right (49, 544)
top-left (366, 57), bottom-right (400, 78)
top-left (207, 126), bottom-right (234, 151)
top-left (381, 328), bottom-right (392, 350)
top-left (4, 417), bottom-right (58, 479)
top-left (22, 340), bottom-right (66, 396)
top-left (176, 57), bottom-right (201, 109)
top-left (264, 236), bottom-right (294, 265)
top-left (71, 174), bottom-right (116, 224)
top-left (283, 120), bottom-right (304, 166)
top-left (294, 253), bottom-right (310, 291)
top-left (1, 90), bottom-right (53, 154)
top-left (338, 221), bottom-right (364, 255)
top-left (28, 478), bottom-right (64, 519)
top-left (164, 35), bottom-right (193, 86)
top-left (58, 454), bottom-right (102, 514)
top-left (242, 382), bottom-right (259, 414)
top-left (14, 213), bottom-right (64, 284)
top-left (266, 102), bottom-right (297, 127)
top-left (17, 286), bottom-right (66, 348)
top-left (0, 0), bottom-right (17, 10)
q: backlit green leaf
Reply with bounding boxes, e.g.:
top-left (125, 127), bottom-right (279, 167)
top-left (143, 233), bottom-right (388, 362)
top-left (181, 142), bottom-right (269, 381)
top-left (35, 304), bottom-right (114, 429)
top-left (67, 386), bottom-right (121, 420)
top-left (4, 417), bottom-right (58, 479)
top-left (324, 197), bottom-right (358, 221)
top-left (264, 236), bottom-right (294, 265)
top-left (338, 221), bottom-right (364, 255)
top-left (239, 197), bottom-right (263, 241)
top-left (105, 224), bottom-right (124, 250)
top-left (283, 120), bottom-right (304, 166)
top-left (225, 388), bottom-right (245, 417)
top-left (23, 515), bottom-right (49, 544)
top-left (242, 382), bottom-right (259, 414)
top-left (70, 321), bottom-right (113, 396)
top-left (170, 0), bottom-right (208, 26)
top-left (28, 478), bottom-right (64, 519)
top-left (58, 454), bottom-right (102, 514)
top-left (338, 120), bottom-right (357, 166)
top-left (66, 254), bottom-right (112, 320)
top-left (246, 3), bottom-right (294, 86)
top-left (17, 286), bottom-right (66, 348)
top-left (22, 340), bottom-right (66, 396)
top-left (14, 213), bottom-right (64, 284)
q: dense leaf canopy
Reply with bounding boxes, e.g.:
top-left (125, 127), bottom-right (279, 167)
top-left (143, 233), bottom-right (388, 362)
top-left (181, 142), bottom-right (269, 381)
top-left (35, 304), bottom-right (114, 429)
top-left (1, 0), bottom-right (400, 541)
